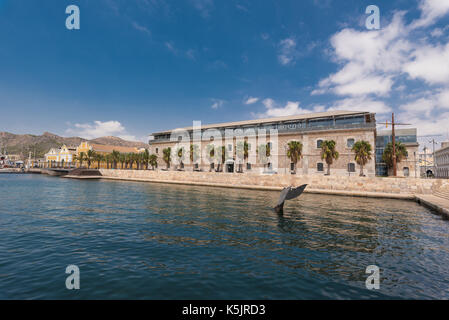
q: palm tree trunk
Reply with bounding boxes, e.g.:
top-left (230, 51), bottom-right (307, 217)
top-left (327, 163), bottom-right (330, 175)
top-left (360, 165), bottom-right (364, 177)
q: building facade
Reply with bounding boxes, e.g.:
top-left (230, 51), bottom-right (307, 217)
top-left (375, 128), bottom-right (419, 177)
top-left (149, 111), bottom-right (377, 176)
top-left (435, 142), bottom-right (449, 179)
top-left (44, 145), bottom-right (77, 164)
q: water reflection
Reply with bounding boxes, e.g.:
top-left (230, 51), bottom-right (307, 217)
top-left (1, 174), bottom-right (448, 299)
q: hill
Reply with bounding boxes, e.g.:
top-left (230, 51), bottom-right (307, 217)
top-left (0, 131), bottom-right (148, 159)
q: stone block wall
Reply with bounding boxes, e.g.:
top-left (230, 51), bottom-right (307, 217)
top-left (99, 169), bottom-right (449, 195)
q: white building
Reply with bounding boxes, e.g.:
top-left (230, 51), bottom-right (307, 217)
top-left (435, 142), bottom-right (449, 179)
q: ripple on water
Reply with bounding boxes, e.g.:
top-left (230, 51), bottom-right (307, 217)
top-left (0, 174), bottom-right (449, 299)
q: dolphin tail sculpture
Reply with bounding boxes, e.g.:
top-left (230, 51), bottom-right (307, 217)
top-left (274, 184), bottom-right (308, 214)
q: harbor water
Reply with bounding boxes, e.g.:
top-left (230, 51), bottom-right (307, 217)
top-left (1, 174), bottom-right (448, 299)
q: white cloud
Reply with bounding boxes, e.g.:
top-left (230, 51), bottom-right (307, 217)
top-left (399, 97), bottom-right (435, 117)
top-left (210, 99), bottom-right (224, 109)
top-left (132, 22), bottom-right (151, 36)
top-left (328, 97), bottom-right (392, 114)
top-left (315, 12), bottom-right (411, 97)
top-left (244, 97), bottom-right (259, 105)
top-left (333, 76), bottom-right (393, 97)
top-left (253, 99), bottom-right (326, 118)
top-left (399, 112), bottom-right (449, 136)
top-left (404, 43), bottom-right (449, 85)
top-left (165, 41), bottom-right (177, 54)
top-left (411, 0), bottom-right (449, 29)
top-left (190, 0), bottom-right (214, 18)
top-left (66, 121), bottom-right (137, 141)
top-left (277, 38), bottom-right (297, 66)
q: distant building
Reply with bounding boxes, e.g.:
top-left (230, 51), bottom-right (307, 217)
top-left (419, 148), bottom-right (435, 177)
top-left (76, 141), bottom-right (144, 155)
top-left (375, 128), bottom-right (419, 177)
top-left (44, 145), bottom-right (77, 164)
top-left (435, 142), bottom-right (449, 179)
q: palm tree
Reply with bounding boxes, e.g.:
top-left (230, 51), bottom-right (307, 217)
top-left (176, 147), bottom-right (185, 169)
top-left (149, 154), bottom-right (158, 170)
top-left (127, 153), bottom-right (134, 169)
top-left (236, 141), bottom-right (249, 173)
top-left (94, 153), bottom-right (104, 169)
top-left (257, 143), bottom-right (271, 170)
top-left (162, 147), bottom-right (171, 169)
top-left (111, 150), bottom-right (120, 169)
top-left (142, 149), bottom-right (150, 170)
top-left (215, 146), bottom-right (226, 172)
top-left (78, 152), bottom-right (85, 168)
top-left (119, 153), bottom-right (126, 169)
top-left (190, 144), bottom-right (200, 170)
top-left (287, 141), bottom-right (303, 174)
top-left (104, 154), bottom-right (111, 169)
top-left (320, 140), bottom-right (339, 175)
top-left (85, 150), bottom-right (95, 169)
top-left (352, 140), bottom-right (372, 176)
top-left (382, 142), bottom-right (408, 170)
top-left (206, 144), bottom-right (215, 171)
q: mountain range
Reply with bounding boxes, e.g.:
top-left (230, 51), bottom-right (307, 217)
top-left (0, 131), bottom-right (149, 159)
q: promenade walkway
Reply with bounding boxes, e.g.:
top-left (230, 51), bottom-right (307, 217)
top-left (416, 193), bottom-right (449, 219)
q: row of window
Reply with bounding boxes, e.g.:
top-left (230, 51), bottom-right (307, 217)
top-left (316, 139), bottom-right (355, 149)
top-left (155, 139), bottom-right (356, 154)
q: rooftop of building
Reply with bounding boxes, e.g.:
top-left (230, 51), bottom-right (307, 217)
top-left (88, 144), bottom-right (141, 154)
top-left (436, 141), bottom-right (449, 153)
top-left (150, 110), bottom-right (373, 135)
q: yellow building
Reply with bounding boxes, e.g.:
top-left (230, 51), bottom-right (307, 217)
top-left (44, 145), bottom-right (77, 163)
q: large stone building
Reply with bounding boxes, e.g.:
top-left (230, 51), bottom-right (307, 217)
top-left (149, 110), bottom-right (378, 176)
top-left (375, 128), bottom-right (419, 177)
top-left (435, 142), bottom-right (449, 179)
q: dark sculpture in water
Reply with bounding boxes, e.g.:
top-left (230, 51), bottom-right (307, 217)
top-left (274, 184), bottom-right (308, 214)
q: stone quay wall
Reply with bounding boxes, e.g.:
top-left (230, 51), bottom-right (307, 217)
top-left (99, 169), bottom-right (449, 197)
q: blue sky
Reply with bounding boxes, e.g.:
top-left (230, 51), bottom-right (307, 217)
top-left (1, 0), bottom-right (449, 149)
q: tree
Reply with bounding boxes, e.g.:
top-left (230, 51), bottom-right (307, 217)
top-left (86, 150), bottom-right (95, 169)
top-left (119, 153), bottom-right (126, 169)
top-left (320, 140), bottom-right (339, 175)
top-left (176, 147), bottom-right (185, 169)
top-left (163, 147), bottom-right (171, 169)
top-left (215, 146), bottom-right (226, 172)
top-left (236, 141), bottom-right (249, 172)
top-left (78, 152), bottom-right (85, 168)
top-left (149, 154), bottom-right (158, 170)
top-left (287, 141), bottom-right (303, 174)
top-left (94, 153), bottom-right (104, 169)
top-left (206, 144), bottom-right (215, 171)
top-left (105, 154), bottom-right (112, 169)
top-left (382, 142), bottom-right (408, 170)
top-left (190, 144), bottom-right (200, 170)
top-left (142, 149), bottom-right (150, 170)
top-left (111, 150), bottom-right (120, 169)
top-left (352, 140), bottom-right (372, 176)
top-left (257, 143), bottom-right (271, 170)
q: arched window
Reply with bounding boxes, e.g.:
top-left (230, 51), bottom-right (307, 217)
top-left (317, 163), bottom-right (324, 172)
top-left (317, 139), bottom-right (323, 148)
